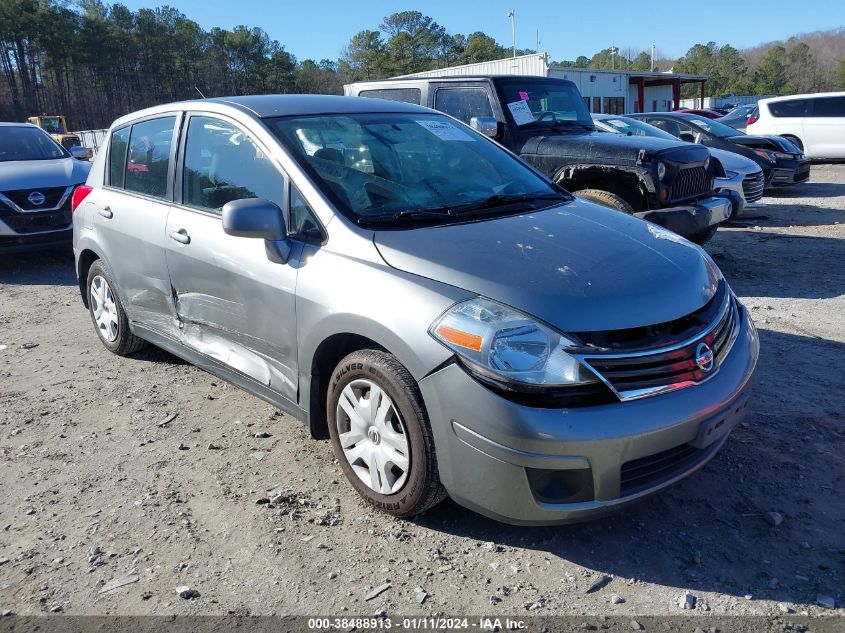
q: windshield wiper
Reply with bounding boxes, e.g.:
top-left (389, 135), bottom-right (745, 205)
top-left (357, 192), bottom-right (569, 227)
top-left (448, 192), bottom-right (569, 216)
top-left (357, 208), bottom-right (456, 226)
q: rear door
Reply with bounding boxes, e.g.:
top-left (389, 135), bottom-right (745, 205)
top-left (803, 96), bottom-right (845, 159)
top-left (164, 112), bottom-right (303, 402)
top-left (88, 114), bottom-right (181, 337)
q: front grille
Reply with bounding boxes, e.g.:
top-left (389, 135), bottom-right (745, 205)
top-left (620, 443), bottom-right (707, 496)
top-left (668, 165), bottom-right (713, 202)
top-left (742, 172), bottom-right (765, 203)
top-left (0, 197), bottom-right (71, 234)
top-left (579, 286), bottom-right (739, 400)
top-left (2, 186), bottom-right (68, 211)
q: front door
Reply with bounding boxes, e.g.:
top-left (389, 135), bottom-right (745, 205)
top-left (164, 114), bottom-right (302, 402)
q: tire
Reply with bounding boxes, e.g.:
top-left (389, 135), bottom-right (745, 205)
top-left (574, 188), bottom-right (635, 214)
top-left (327, 349), bottom-right (446, 517)
top-left (782, 135), bottom-right (804, 152)
top-left (86, 259), bottom-right (147, 356)
top-left (688, 226), bottom-right (718, 246)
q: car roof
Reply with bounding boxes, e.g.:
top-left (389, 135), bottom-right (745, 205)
top-left (110, 94), bottom-right (433, 128)
top-left (759, 91), bottom-right (845, 104)
top-left (348, 75), bottom-right (576, 86)
top-left (0, 122), bottom-right (38, 128)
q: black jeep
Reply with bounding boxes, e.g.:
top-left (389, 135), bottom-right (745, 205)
top-left (345, 76), bottom-right (739, 244)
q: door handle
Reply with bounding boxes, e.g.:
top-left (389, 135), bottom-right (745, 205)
top-left (169, 229), bottom-right (191, 245)
top-left (97, 206), bottom-right (113, 219)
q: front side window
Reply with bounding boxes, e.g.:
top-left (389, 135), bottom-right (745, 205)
top-left (769, 99), bottom-right (810, 118)
top-left (108, 127), bottom-right (129, 188)
top-left (182, 116), bottom-right (284, 215)
top-left (269, 112), bottom-right (561, 223)
top-left (434, 88), bottom-right (494, 124)
top-left (0, 126), bottom-right (67, 162)
top-left (289, 185), bottom-right (322, 239)
top-left (124, 116), bottom-right (176, 199)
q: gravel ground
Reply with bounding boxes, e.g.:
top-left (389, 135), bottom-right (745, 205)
top-left (0, 165), bottom-right (843, 621)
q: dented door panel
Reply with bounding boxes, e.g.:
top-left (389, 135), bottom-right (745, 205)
top-left (164, 205), bottom-right (302, 402)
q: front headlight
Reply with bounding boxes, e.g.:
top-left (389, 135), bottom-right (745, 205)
top-left (773, 151), bottom-right (796, 160)
top-left (429, 297), bottom-right (598, 390)
top-left (753, 149), bottom-right (776, 163)
top-left (725, 170), bottom-right (739, 179)
top-left (657, 161), bottom-right (666, 180)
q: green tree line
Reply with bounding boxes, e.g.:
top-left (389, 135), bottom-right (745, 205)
top-left (1, 1), bottom-right (843, 130)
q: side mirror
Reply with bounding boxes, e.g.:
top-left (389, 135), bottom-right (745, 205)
top-left (470, 116), bottom-right (499, 138)
top-left (222, 198), bottom-right (291, 264)
top-left (70, 146), bottom-right (88, 160)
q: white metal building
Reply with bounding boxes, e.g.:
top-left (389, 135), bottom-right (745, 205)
top-left (398, 53), bottom-right (708, 114)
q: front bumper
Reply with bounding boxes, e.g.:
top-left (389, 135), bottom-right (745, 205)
top-left (634, 194), bottom-right (733, 238)
top-left (769, 157), bottom-right (811, 186)
top-left (0, 225), bottom-right (72, 253)
top-left (418, 306), bottom-right (759, 525)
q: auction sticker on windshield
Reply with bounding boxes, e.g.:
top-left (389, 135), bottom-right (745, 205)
top-left (507, 100), bottom-right (536, 126)
top-left (416, 120), bottom-right (474, 141)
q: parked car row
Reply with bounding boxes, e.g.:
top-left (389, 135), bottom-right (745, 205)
top-left (715, 93), bottom-right (845, 159)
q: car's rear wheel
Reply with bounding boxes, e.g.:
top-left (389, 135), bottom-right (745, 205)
top-left (574, 188), bottom-right (635, 214)
top-left (327, 349), bottom-right (446, 517)
top-left (86, 260), bottom-right (146, 356)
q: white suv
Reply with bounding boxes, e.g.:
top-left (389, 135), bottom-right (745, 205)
top-left (748, 92), bottom-right (845, 159)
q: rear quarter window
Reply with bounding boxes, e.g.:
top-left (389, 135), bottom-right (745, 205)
top-left (811, 96), bottom-right (845, 117)
top-left (357, 88), bottom-right (421, 105)
top-left (108, 127), bottom-right (129, 188)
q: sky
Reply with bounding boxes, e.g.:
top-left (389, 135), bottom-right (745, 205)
top-left (116, 0), bottom-right (843, 63)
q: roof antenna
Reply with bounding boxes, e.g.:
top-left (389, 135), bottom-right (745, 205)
top-left (194, 86), bottom-right (207, 99)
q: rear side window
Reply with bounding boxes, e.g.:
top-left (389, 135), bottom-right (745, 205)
top-left (811, 96), bottom-right (845, 117)
top-left (434, 88), bottom-right (494, 124)
top-left (123, 116), bottom-right (176, 199)
top-left (768, 99), bottom-right (810, 118)
top-left (108, 127), bottom-right (129, 188)
top-left (358, 88), bottom-right (421, 104)
top-left (182, 116), bottom-right (284, 215)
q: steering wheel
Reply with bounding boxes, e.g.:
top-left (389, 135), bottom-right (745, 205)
top-left (535, 111), bottom-right (559, 123)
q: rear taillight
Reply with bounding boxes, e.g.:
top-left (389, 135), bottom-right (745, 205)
top-left (71, 184), bottom-right (92, 213)
top-left (746, 116), bottom-right (758, 126)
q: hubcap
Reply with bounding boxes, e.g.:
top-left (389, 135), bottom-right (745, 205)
top-left (90, 275), bottom-right (119, 343)
top-left (335, 378), bottom-right (410, 495)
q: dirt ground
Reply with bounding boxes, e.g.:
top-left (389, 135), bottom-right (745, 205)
top-left (0, 165), bottom-right (843, 623)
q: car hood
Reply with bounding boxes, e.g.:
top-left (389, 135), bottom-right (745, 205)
top-left (530, 131), bottom-right (709, 164)
top-left (727, 135), bottom-right (800, 154)
top-left (708, 147), bottom-right (761, 175)
top-left (0, 157), bottom-right (91, 190)
top-left (373, 199), bottom-right (721, 333)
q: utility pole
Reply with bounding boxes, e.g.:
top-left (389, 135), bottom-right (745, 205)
top-left (536, 29), bottom-right (540, 52)
top-left (610, 45), bottom-right (618, 70)
top-left (651, 43), bottom-right (655, 72)
top-left (507, 10), bottom-right (516, 58)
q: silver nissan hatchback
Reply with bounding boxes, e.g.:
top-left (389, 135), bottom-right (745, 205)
top-left (72, 95), bottom-right (759, 525)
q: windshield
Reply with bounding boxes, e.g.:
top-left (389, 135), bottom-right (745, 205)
top-left (496, 80), bottom-right (594, 130)
top-left (684, 116), bottom-right (744, 138)
top-left (0, 126), bottom-right (68, 162)
top-left (269, 112), bottom-right (563, 223)
top-left (595, 116), bottom-right (678, 141)
top-left (39, 117), bottom-right (63, 134)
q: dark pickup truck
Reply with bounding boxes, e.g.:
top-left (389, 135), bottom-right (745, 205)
top-left (345, 75), bottom-right (738, 244)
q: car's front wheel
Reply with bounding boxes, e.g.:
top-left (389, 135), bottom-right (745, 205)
top-left (327, 349), bottom-right (446, 517)
top-left (86, 259), bottom-right (147, 356)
